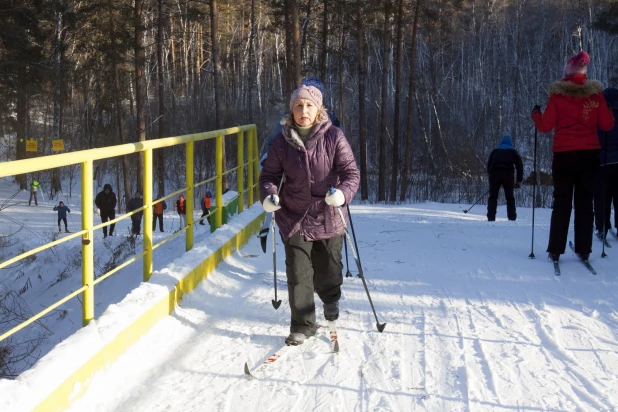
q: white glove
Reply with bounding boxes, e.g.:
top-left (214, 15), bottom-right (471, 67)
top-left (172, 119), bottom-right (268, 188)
top-left (262, 194), bottom-right (281, 212)
top-left (96, 208), bottom-right (101, 216)
top-left (325, 188), bottom-right (345, 207)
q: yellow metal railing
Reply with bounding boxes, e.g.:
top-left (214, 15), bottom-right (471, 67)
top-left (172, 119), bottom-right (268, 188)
top-left (0, 125), bottom-right (260, 342)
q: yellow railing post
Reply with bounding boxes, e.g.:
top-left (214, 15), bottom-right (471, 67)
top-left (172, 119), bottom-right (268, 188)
top-left (186, 141), bottom-right (194, 251)
top-left (253, 128), bottom-right (260, 202)
top-left (143, 149), bottom-right (153, 281)
top-left (247, 128), bottom-right (254, 207)
top-left (237, 131), bottom-right (244, 214)
top-left (215, 134), bottom-right (223, 228)
top-left (81, 160), bottom-right (94, 326)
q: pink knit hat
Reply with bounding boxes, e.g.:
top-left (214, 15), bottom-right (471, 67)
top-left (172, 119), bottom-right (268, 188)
top-left (289, 85), bottom-right (323, 112)
top-left (564, 51), bottom-right (590, 76)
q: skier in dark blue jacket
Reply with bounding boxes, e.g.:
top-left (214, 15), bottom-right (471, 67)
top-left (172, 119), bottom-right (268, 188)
top-left (486, 135), bottom-right (524, 221)
top-left (53, 201), bottom-right (71, 232)
top-left (594, 88), bottom-right (618, 238)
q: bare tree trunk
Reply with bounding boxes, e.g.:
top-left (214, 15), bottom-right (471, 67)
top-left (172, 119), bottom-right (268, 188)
top-left (377, 0), bottom-right (391, 202)
top-left (16, 71), bottom-right (28, 189)
top-left (356, 0), bottom-right (368, 200)
top-left (301, 0), bottom-right (312, 62)
top-left (400, 0), bottom-right (421, 201)
top-left (157, 0), bottom-right (166, 197)
top-left (284, 3), bottom-right (293, 99)
top-left (248, 0), bottom-right (256, 123)
top-left (211, 0), bottom-right (227, 189)
top-left (320, 0), bottom-right (328, 80)
top-left (338, 21), bottom-right (345, 129)
top-left (110, 0), bottom-right (132, 203)
top-left (290, 0), bottom-right (302, 87)
top-left (135, 0), bottom-right (146, 191)
top-left (52, 1), bottom-right (67, 195)
top-left (389, 0), bottom-right (403, 201)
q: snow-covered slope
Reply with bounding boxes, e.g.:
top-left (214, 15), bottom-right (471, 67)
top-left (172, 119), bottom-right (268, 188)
top-left (41, 201), bottom-right (618, 412)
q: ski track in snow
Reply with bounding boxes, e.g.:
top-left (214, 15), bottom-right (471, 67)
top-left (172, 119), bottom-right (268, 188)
top-left (6, 199), bottom-right (618, 412)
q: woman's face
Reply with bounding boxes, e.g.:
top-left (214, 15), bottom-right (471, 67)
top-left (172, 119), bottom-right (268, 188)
top-left (292, 98), bottom-right (319, 127)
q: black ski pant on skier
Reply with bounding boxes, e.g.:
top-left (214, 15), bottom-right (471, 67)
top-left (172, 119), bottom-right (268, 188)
top-left (58, 217), bottom-right (68, 232)
top-left (100, 209), bottom-right (116, 237)
top-left (487, 169), bottom-right (516, 221)
top-left (594, 163), bottom-right (618, 236)
top-left (548, 150), bottom-right (598, 256)
top-left (282, 231), bottom-right (343, 337)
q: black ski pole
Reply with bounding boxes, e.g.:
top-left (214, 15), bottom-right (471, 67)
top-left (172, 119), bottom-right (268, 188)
top-left (346, 204), bottom-right (361, 278)
top-left (270, 195), bottom-right (282, 309)
top-left (344, 238), bottom-right (352, 277)
top-left (333, 190), bottom-right (386, 332)
top-left (463, 189), bottom-right (490, 214)
top-left (601, 131), bottom-right (609, 258)
top-left (529, 126), bottom-right (538, 259)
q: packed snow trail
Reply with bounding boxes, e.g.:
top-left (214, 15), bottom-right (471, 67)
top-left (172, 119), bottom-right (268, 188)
top-left (66, 203), bottom-right (618, 412)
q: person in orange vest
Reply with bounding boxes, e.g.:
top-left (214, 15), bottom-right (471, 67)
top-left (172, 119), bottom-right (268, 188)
top-left (200, 190), bottom-right (212, 225)
top-left (152, 193), bottom-right (167, 232)
top-left (175, 194), bottom-right (186, 230)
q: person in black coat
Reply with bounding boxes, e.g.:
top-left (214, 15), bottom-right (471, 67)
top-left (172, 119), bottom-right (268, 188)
top-left (486, 135), bottom-right (524, 221)
top-left (594, 88), bottom-right (618, 238)
top-left (127, 192), bottom-right (144, 235)
top-left (95, 183), bottom-right (117, 238)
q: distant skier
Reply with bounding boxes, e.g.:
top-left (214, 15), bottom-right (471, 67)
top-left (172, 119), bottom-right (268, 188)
top-left (53, 201), bottom-right (71, 233)
top-left (175, 194), bottom-right (186, 230)
top-left (531, 50), bottom-right (615, 261)
top-left (486, 134), bottom-right (524, 221)
top-left (594, 87), bottom-right (618, 239)
top-left (29, 179), bottom-right (40, 206)
top-left (152, 193), bottom-right (167, 232)
top-left (259, 84), bottom-right (360, 346)
top-left (127, 192), bottom-right (144, 235)
top-left (200, 191), bottom-right (212, 225)
top-left (95, 184), bottom-right (117, 238)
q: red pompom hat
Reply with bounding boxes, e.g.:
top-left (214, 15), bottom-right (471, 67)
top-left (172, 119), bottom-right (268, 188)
top-left (564, 50), bottom-right (590, 76)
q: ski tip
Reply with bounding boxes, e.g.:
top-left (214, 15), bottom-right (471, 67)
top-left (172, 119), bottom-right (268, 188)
top-left (333, 340), bottom-right (340, 353)
top-left (272, 300), bottom-right (282, 309)
top-left (377, 322), bottom-right (386, 333)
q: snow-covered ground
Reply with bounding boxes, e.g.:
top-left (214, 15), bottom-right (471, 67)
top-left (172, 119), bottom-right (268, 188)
top-left (0, 177), bottom-right (229, 377)
top-left (22, 200), bottom-right (617, 411)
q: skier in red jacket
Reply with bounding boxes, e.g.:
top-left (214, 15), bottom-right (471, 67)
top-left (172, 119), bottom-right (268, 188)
top-left (532, 50), bottom-right (615, 262)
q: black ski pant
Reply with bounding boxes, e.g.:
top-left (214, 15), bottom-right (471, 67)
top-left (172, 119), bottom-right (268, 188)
top-left (200, 208), bottom-right (210, 224)
top-left (548, 150), bottom-right (598, 255)
top-left (57, 217), bottom-right (67, 231)
top-left (131, 215), bottom-right (142, 235)
top-left (153, 213), bottom-right (164, 232)
top-left (282, 231), bottom-right (344, 336)
top-left (100, 210), bottom-right (116, 236)
top-left (594, 164), bottom-right (618, 234)
top-left (487, 170), bottom-right (516, 220)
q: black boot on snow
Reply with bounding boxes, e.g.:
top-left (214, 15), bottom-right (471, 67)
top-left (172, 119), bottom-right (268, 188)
top-left (285, 327), bottom-right (317, 346)
top-left (548, 253), bottom-right (560, 262)
top-left (324, 302), bottom-right (339, 321)
top-left (579, 253), bottom-right (590, 261)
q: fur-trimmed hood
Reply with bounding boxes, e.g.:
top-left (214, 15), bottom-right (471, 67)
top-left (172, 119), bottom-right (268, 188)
top-left (549, 79), bottom-right (604, 98)
top-left (279, 109), bottom-right (331, 152)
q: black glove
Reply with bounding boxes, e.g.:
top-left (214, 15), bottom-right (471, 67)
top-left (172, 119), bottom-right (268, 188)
top-left (531, 105), bottom-right (541, 116)
top-left (514, 181), bottom-right (521, 189)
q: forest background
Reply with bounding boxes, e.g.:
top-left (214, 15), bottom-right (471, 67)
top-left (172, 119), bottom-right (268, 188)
top-left (1, 0), bottom-right (617, 206)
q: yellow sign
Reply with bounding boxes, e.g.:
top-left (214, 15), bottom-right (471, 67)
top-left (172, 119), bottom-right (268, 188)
top-left (52, 139), bottom-right (65, 151)
top-left (25, 140), bottom-right (38, 152)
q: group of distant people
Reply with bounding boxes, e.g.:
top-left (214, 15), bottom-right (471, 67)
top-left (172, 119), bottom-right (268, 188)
top-left (486, 50), bottom-right (616, 262)
top-left (91, 185), bottom-right (212, 238)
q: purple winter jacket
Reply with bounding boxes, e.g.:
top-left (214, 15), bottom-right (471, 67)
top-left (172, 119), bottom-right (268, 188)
top-left (259, 111), bottom-right (360, 242)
